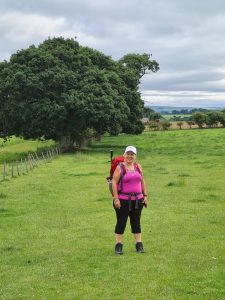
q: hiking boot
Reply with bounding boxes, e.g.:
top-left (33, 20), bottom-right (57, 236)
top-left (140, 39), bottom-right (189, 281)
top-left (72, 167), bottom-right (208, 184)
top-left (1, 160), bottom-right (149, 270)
top-left (136, 242), bottom-right (145, 253)
top-left (115, 243), bottom-right (123, 255)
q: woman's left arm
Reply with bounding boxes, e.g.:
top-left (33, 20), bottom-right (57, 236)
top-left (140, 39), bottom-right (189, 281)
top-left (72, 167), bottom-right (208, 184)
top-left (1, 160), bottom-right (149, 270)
top-left (139, 164), bottom-right (148, 207)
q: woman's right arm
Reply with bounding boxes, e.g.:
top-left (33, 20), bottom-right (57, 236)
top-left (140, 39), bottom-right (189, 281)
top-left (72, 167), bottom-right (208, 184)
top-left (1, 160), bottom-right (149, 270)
top-left (112, 165), bottom-right (121, 208)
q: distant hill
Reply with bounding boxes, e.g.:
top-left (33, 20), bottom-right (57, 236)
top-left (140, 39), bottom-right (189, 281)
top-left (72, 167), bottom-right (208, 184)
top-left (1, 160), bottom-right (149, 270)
top-left (145, 104), bottom-right (224, 114)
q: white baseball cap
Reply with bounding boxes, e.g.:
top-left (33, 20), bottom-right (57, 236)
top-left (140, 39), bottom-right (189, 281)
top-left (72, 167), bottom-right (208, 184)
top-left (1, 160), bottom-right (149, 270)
top-left (124, 146), bottom-right (137, 154)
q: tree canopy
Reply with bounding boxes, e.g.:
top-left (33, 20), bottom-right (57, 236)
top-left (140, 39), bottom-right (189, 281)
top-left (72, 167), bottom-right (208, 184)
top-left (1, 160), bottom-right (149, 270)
top-left (0, 37), bottom-right (159, 149)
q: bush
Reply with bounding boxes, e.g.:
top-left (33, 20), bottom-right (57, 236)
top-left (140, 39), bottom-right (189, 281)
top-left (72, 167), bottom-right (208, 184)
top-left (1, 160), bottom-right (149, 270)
top-left (160, 120), bottom-right (171, 130)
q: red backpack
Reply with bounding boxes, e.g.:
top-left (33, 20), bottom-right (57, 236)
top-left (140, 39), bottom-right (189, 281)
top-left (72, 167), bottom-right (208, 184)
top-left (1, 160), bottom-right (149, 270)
top-left (109, 156), bottom-right (125, 179)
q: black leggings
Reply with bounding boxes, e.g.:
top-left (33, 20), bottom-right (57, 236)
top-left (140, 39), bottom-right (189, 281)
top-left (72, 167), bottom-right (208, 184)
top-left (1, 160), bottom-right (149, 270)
top-left (114, 199), bottom-right (144, 234)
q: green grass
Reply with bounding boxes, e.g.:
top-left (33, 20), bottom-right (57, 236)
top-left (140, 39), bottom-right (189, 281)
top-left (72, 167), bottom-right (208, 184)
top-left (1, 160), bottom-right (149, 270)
top-left (1, 129), bottom-right (225, 299)
top-left (0, 136), bottom-right (55, 163)
top-left (162, 114), bottom-right (191, 120)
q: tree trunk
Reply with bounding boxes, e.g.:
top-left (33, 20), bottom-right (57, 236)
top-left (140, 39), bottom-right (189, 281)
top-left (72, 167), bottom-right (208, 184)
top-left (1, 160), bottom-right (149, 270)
top-left (74, 137), bottom-right (90, 150)
top-left (95, 133), bottom-right (101, 141)
top-left (59, 135), bottom-right (75, 152)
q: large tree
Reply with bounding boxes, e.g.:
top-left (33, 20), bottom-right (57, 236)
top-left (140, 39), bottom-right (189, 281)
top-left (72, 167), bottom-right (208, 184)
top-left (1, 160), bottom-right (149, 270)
top-left (0, 37), bottom-right (159, 149)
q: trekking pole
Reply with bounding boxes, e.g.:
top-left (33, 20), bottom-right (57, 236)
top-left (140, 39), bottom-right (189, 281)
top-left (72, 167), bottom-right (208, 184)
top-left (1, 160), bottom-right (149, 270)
top-left (109, 149), bottom-right (113, 162)
top-left (106, 149), bottom-right (114, 183)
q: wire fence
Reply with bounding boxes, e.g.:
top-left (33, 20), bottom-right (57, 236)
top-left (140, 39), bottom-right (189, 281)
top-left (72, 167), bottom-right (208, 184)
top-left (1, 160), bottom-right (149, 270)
top-left (1, 147), bottom-right (61, 182)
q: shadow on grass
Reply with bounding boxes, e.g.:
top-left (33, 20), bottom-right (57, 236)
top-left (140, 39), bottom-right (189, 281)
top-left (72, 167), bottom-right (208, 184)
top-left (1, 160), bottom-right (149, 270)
top-left (0, 193), bottom-right (7, 198)
top-left (178, 173), bottom-right (191, 177)
top-left (207, 194), bottom-right (220, 200)
top-left (191, 199), bottom-right (206, 203)
top-left (96, 197), bottom-right (107, 202)
top-left (166, 180), bottom-right (186, 187)
top-left (0, 245), bottom-right (21, 253)
top-left (0, 208), bottom-right (13, 217)
top-left (199, 186), bottom-right (215, 191)
top-left (191, 194), bottom-right (221, 203)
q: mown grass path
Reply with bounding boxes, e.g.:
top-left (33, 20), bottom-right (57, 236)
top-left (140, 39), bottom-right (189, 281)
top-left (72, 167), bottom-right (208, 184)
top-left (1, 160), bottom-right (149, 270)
top-left (1, 129), bottom-right (225, 299)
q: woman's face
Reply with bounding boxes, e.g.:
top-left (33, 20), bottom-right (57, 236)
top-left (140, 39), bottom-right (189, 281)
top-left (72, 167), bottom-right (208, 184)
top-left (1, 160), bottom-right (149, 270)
top-left (124, 151), bottom-right (136, 163)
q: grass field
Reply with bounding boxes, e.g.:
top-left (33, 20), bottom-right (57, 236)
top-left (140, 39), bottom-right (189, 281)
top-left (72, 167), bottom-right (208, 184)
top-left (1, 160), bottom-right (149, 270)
top-left (1, 129), bottom-right (225, 299)
top-left (162, 114), bottom-right (191, 120)
top-left (0, 136), bottom-right (55, 163)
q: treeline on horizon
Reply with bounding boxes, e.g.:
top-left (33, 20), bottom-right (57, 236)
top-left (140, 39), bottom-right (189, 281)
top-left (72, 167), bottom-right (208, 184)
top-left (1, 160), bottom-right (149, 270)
top-left (159, 108), bottom-right (219, 115)
top-left (143, 107), bottom-right (225, 129)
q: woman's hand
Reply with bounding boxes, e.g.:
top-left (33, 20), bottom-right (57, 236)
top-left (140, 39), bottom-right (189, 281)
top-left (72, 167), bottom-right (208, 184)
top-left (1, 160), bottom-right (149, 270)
top-left (114, 198), bottom-right (121, 209)
top-left (142, 196), bottom-right (148, 208)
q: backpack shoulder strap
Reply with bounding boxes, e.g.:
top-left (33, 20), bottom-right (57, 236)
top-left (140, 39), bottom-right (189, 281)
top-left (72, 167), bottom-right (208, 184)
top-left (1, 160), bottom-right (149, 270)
top-left (119, 163), bottom-right (126, 179)
top-left (118, 163), bottom-right (126, 192)
top-left (134, 162), bottom-right (142, 174)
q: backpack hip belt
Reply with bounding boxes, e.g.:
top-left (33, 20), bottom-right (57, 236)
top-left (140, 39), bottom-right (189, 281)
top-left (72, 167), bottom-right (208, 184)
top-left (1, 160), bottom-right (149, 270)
top-left (119, 192), bottom-right (143, 211)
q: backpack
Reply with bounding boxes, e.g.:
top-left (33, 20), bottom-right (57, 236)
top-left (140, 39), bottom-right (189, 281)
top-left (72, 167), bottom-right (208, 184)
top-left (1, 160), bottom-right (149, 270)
top-left (109, 156), bottom-right (125, 179)
top-left (106, 152), bottom-right (141, 196)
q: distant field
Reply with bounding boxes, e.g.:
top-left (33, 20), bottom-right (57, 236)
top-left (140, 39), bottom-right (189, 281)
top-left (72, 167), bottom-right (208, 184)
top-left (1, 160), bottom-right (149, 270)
top-left (0, 136), bottom-right (55, 163)
top-left (1, 129), bottom-right (225, 299)
top-left (162, 114), bottom-right (191, 120)
top-left (170, 121), bottom-right (198, 130)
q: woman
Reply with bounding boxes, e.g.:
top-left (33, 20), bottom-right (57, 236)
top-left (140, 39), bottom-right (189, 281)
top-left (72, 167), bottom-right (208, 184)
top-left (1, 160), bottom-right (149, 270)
top-left (112, 146), bottom-right (148, 255)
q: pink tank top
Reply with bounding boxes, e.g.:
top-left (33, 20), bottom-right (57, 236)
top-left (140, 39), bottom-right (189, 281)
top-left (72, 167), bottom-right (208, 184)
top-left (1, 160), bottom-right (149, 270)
top-left (118, 167), bottom-right (143, 200)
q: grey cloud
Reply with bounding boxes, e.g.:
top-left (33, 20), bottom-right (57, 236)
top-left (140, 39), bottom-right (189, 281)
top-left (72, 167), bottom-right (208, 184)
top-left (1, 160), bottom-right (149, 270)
top-left (1, 0), bottom-right (225, 106)
top-left (142, 69), bottom-right (225, 89)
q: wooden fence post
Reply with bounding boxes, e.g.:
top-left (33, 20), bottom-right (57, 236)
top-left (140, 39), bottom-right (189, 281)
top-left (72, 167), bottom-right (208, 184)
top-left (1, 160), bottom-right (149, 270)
top-left (31, 154), bottom-right (37, 167)
top-left (3, 162), bottom-right (6, 180)
top-left (16, 160), bottom-right (20, 176)
top-left (11, 162), bottom-right (14, 177)
top-left (20, 158), bottom-right (23, 174)
top-left (25, 158), bottom-right (28, 173)
top-left (35, 152), bottom-right (40, 163)
top-left (42, 152), bottom-right (46, 162)
top-left (47, 151), bottom-right (50, 160)
top-left (28, 155), bottom-right (33, 170)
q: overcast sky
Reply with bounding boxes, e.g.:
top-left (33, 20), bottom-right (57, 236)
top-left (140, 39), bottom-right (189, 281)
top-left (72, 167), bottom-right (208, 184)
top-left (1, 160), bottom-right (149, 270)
top-left (1, 0), bottom-right (225, 108)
